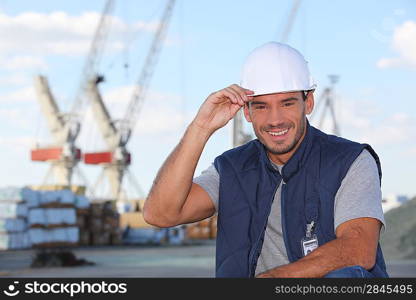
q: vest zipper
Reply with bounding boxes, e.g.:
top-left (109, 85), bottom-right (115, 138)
top-left (281, 182), bottom-right (295, 263)
top-left (249, 179), bottom-right (280, 277)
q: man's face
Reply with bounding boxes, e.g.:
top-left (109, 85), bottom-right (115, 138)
top-left (243, 91), bottom-right (314, 164)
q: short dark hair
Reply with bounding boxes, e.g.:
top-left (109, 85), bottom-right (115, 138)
top-left (302, 90), bottom-right (311, 101)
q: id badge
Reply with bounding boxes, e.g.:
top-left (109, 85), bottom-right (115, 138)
top-left (301, 234), bottom-right (318, 256)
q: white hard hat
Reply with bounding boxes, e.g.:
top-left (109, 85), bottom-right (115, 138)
top-left (240, 42), bottom-right (316, 96)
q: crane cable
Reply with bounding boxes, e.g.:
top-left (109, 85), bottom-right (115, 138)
top-left (120, 0), bottom-right (176, 145)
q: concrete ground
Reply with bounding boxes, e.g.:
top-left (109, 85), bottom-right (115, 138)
top-left (0, 241), bottom-right (415, 278)
top-left (0, 241), bottom-right (216, 278)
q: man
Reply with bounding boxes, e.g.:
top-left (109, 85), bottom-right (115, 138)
top-left (144, 42), bottom-right (388, 278)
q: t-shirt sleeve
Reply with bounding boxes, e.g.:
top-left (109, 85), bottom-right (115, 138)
top-left (193, 163), bottom-right (219, 211)
top-left (334, 149), bottom-right (386, 233)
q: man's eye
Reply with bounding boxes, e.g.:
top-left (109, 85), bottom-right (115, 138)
top-left (254, 105), bottom-right (266, 110)
top-left (284, 102), bottom-right (294, 107)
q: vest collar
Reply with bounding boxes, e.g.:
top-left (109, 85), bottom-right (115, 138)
top-left (255, 119), bottom-right (315, 183)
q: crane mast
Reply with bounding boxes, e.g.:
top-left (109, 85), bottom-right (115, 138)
top-left (310, 75), bottom-right (340, 135)
top-left (84, 0), bottom-right (176, 206)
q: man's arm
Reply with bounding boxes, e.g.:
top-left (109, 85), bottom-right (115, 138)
top-left (143, 85), bottom-right (253, 228)
top-left (256, 217), bottom-right (381, 278)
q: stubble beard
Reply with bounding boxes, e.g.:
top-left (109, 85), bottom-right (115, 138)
top-left (255, 117), bottom-right (307, 155)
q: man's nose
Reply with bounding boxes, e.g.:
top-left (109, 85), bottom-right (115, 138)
top-left (266, 106), bottom-right (285, 125)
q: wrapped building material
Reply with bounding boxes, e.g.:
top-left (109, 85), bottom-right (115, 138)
top-left (75, 195), bottom-right (90, 209)
top-left (45, 208), bottom-right (76, 225)
top-left (0, 202), bottom-right (28, 218)
top-left (0, 187), bottom-right (24, 201)
top-left (0, 187), bottom-right (40, 207)
top-left (123, 228), bottom-right (161, 244)
top-left (28, 228), bottom-right (46, 245)
top-left (22, 188), bottom-right (40, 208)
top-left (28, 226), bottom-right (79, 246)
top-left (40, 191), bottom-right (60, 205)
top-left (0, 218), bottom-right (26, 232)
top-left (60, 189), bottom-right (75, 204)
top-left (28, 208), bottom-right (76, 226)
top-left (0, 232), bottom-right (30, 250)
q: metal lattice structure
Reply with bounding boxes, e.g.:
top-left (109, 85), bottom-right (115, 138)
top-left (31, 0), bottom-right (115, 186)
top-left (84, 0), bottom-right (176, 206)
top-left (310, 75), bottom-right (340, 135)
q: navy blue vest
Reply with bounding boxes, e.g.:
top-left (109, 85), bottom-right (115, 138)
top-left (213, 122), bottom-right (388, 278)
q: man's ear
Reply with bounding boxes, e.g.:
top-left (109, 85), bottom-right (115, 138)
top-left (305, 91), bottom-right (314, 115)
top-left (243, 103), bottom-right (252, 123)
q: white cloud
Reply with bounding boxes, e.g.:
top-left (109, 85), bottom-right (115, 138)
top-left (0, 55), bottom-right (48, 70)
top-left (377, 20), bottom-right (416, 69)
top-left (310, 94), bottom-right (377, 136)
top-left (311, 95), bottom-right (416, 147)
top-left (135, 104), bottom-right (187, 135)
top-left (0, 136), bottom-right (37, 149)
top-left (0, 86), bottom-right (36, 103)
top-left (358, 113), bottom-right (415, 146)
top-left (0, 73), bottom-right (29, 85)
top-left (0, 108), bottom-right (33, 129)
top-left (77, 84), bottom-right (188, 151)
top-left (103, 84), bottom-right (184, 116)
top-left (0, 11), bottom-right (159, 56)
top-left (406, 147), bottom-right (416, 156)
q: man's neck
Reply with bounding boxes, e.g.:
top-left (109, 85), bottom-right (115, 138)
top-left (267, 152), bottom-right (291, 165)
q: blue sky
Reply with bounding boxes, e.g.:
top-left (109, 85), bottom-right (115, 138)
top-left (0, 0), bottom-right (415, 199)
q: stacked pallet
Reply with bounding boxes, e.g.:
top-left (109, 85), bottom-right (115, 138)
top-left (0, 186), bottom-right (126, 249)
top-left (119, 199), bottom-right (186, 245)
top-left (0, 187), bottom-right (31, 250)
top-left (185, 215), bottom-right (217, 240)
top-left (78, 201), bottom-right (122, 246)
top-left (27, 189), bottom-right (82, 248)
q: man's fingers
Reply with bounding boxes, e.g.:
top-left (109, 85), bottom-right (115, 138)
top-left (212, 89), bottom-right (236, 104)
top-left (229, 85), bottom-right (246, 104)
top-left (210, 85), bottom-right (253, 107)
top-left (228, 85), bottom-right (249, 104)
top-left (230, 84), bottom-right (254, 102)
top-left (225, 87), bottom-right (244, 106)
top-left (221, 89), bottom-right (241, 106)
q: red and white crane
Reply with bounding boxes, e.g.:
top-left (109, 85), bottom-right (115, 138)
top-left (31, 0), bottom-right (115, 186)
top-left (84, 0), bottom-right (176, 206)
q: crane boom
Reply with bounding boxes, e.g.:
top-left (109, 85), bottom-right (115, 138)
top-left (33, 75), bottom-right (66, 145)
top-left (83, 0), bottom-right (176, 204)
top-left (87, 76), bottom-right (119, 148)
top-left (280, 0), bottom-right (302, 43)
top-left (70, 0), bottom-right (115, 116)
top-left (120, 0), bottom-right (176, 144)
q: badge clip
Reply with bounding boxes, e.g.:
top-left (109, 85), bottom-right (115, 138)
top-left (301, 221), bottom-right (319, 256)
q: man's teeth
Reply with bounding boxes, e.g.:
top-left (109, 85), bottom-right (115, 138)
top-left (268, 129), bottom-right (289, 136)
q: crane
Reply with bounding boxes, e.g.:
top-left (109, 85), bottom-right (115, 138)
top-left (84, 0), bottom-right (176, 208)
top-left (279, 0), bottom-right (302, 44)
top-left (31, 0), bottom-right (115, 186)
top-left (310, 75), bottom-right (341, 135)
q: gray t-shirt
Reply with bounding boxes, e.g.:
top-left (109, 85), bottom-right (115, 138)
top-left (193, 149), bottom-right (385, 276)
